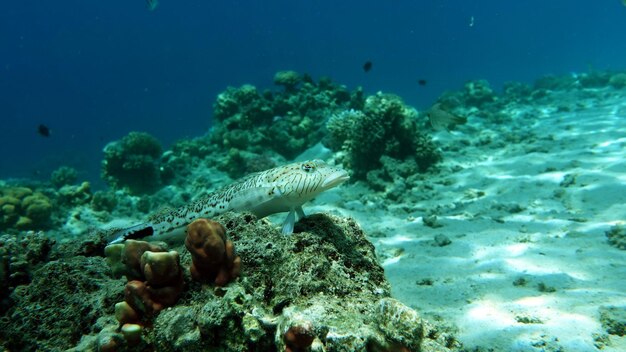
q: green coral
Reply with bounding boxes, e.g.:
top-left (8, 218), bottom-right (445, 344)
top-left (50, 166), bottom-right (78, 188)
top-left (609, 72), bottom-right (626, 89)
top-left (210, 73), bottom-right (359, 177)
top-left (0, 187), bottom-right (52, 231)
top-left (327, 93), bottom-right (441, 180)
top-left (101, 131), bottom-right (163, 194)
top-left (273, 70), bottom-right (302, 91)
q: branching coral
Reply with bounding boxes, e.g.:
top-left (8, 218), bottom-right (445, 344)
top-left (327, 93), bottom-right (441, 180)
top-left (209, 72), bottom-right (359, 177)
top-left (101, 131), bottom-right (163, 194)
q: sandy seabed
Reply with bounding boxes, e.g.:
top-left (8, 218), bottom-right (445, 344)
top-left (309, 87), bottom-right (626, 351)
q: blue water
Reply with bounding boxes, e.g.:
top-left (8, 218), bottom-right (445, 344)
top-left (1, 1), bottom-right (625, 186)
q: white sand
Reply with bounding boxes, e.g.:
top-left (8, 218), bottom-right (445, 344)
top-left (311, 88), bottom-right (626, 351)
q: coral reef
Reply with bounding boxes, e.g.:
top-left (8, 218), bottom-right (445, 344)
top-left (90, 190), bottom-right (118, 212)
top-left (209, 72), bottom-right (360, 177)
top-left (0, 186), bottom-right (52, 231)
top-left (50, 166), bottom-right (78, 188)
top-left (105, 239), bottom-right (168, 280)
top-left (0, 256), bottom-right (120, 351)
top-left (57, 181), bottom-right (92, 206)
top-left (273, 70), bottom-right (302, 91)
top-left (185, 218), bottom-right (241, 286)
top-left (101, 131), bottom-right (163, 194)
top-left (0, 231), bottom-right (54, 312)
top-left (1, 213), bottom-right (458, 351)
top-left (327, 93), bottom-right (441, 180)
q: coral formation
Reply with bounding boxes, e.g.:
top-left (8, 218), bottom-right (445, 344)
top-left (101, 131), bottom-right (163, 194)
top-left (58, 181), bottom-right (92, 206)
top-left (50, 166), bottom-right (78, 188)
top-left (90, 190), bottom-right (118, 212)
top-left (105, 239), bottom-right (168, 280)
top-left (185, 218), bottom-right (241, 286)
top-left (125, 252), bottom-right (184, 316)
top-left (273, 70), bottom-right (302, 91)
top-left (0, 256), bottom-right (119, 351)
top-left (105, 239), bottom-right (183, 335)
top-left (605, 225), bottom-right (626, 250)
top-left (327, 93), bottom-right (441, 180)
top-left (599, 306), bottom-right (626, 336)
top-left (0, 186), bottom-right (52, 231)
top-left (104, 241), bottom-right (184, 347)
top-left (0, 231), bottom-right (54, 312)
top-left (4, 213), bottom-right (457, 351)
top-left (209, 72), bottom-right (359, 177)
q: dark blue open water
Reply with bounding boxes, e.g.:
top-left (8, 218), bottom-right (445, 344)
top-left (1, 0), bottom-right (625, 186)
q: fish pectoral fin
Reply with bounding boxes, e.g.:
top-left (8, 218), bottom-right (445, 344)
top-left (281, 208), bottom-right (296, 235)
top-left (228, 186), bottom-right (277, 212)
top-left (296, 206), bottom-right (306, 220)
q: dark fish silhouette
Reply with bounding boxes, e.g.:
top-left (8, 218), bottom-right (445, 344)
top-left (363, 61), bottom-right (372, 73)
top-left (418, 79), bottom-right (427, 86)
top-left (426, 103), bottom-right (467, 131)
top-left (37, 124), bottom-right (51, 137)
top-left (146, 0), bottom-right (159, 11)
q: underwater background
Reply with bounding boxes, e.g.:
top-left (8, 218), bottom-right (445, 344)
top-left (2, 0), bottom-right (626, 185)
top-left (2, 1), bottom-right (626, 351)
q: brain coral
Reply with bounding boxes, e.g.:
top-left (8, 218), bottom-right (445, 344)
top-left (101, 132), bottom-right (163, 194)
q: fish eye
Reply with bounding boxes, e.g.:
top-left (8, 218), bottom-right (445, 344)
top-left (301, 162), bottom-right (315, 172)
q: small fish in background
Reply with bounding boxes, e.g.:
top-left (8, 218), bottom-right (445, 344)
top-left (146, 0), bottom-right (159, 11)
top-left (426, 103), bottom-right (467, 131)
top-left (363, 61), bottom-right (373, 73)
top-left (37, 124), bottom-right (51, 137)
top-left (417, 79), bottom-right (427, 86)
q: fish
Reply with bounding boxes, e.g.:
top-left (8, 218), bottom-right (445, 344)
top-left (426, 103), bottom-right (467, 131)
top-left (37, 124), bottom-right (51, 137)
top-left (107, 160), bottom-right (349, 244)
top-left (417, 79), bottom-right (427, 86)
top-left (146, 0), bottom-right (159, 11)
top-left (363, 61), bottom-right (373, 73)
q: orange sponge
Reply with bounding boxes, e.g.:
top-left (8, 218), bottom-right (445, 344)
top-left (185, 218), bottom-right (241, 286)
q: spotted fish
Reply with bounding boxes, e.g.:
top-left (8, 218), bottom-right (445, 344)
top-left (108, 160), bottom-right (349, 244)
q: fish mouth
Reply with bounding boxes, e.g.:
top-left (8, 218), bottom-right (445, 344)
top-left (321, 170), bottom-right (350, 189)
